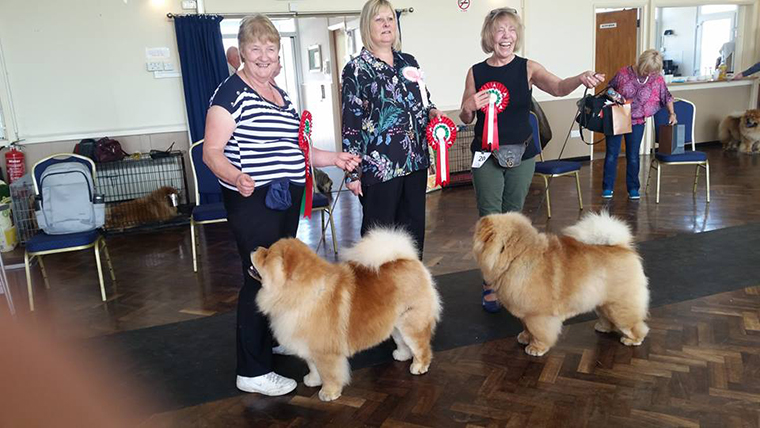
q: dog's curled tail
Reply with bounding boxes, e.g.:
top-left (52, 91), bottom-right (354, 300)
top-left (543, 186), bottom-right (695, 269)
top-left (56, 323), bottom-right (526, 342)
top-left (342, 227), bottom-right (419, 270)
top-left (562, 211), bottom-right (633, 248)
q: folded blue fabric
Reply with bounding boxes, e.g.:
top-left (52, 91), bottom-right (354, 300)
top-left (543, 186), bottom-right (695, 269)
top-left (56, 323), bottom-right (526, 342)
top-left (265, 178), bottom-right (291, 211)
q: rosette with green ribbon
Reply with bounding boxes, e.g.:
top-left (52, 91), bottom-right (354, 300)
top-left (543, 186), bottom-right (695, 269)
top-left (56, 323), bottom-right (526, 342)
top-left (479, 81), bottom-right (510, 151)
top-left (298, 111), bottom-right (314, 218)
top-left (426, 116), bottom-right (457, 187)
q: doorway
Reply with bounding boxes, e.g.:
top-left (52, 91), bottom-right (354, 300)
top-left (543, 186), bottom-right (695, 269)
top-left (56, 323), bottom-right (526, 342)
top-left (594, 8), bottom-right (640, 153)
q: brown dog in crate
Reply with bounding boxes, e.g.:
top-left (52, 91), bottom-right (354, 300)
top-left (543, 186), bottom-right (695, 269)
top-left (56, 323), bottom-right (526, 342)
top-left (106, 186), bottom-right (179, 230)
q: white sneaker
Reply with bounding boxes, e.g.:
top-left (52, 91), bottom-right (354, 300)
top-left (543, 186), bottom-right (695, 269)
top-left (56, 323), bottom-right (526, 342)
top-left (236, 372), bottom-right (297, 396)
top-left (272, 345), bottom-right (296, 356)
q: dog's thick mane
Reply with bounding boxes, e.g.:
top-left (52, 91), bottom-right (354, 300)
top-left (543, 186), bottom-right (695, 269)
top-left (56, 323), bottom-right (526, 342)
top-left (341, 228), bottom-right (418, 270)
top-left (562, 211), bottom-right (633, 248)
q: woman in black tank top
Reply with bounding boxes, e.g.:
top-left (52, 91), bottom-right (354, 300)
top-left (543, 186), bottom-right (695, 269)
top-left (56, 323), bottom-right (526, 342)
top-left (458, 8), bottom-right (604, 313)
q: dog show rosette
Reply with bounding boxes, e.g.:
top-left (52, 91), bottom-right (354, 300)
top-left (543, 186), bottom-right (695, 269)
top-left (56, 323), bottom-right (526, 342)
top-left (426, 116), bottom-right (457, 187)
top-left (479, 81), bottom-right (510, 151)
top-left (298, 110), bottom-right (314, 218)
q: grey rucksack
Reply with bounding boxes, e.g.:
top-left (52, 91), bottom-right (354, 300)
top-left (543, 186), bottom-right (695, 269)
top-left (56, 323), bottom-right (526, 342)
top-left (34, 161), bottom-right (105, 234)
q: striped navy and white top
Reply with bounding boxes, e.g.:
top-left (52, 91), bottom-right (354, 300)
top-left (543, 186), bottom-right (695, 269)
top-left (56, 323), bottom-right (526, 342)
top-left (209, 74), bottom-right (305, 191)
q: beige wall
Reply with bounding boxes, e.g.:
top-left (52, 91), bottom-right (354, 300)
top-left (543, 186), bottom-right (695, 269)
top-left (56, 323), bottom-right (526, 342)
top-left (0, 0), bottom-right (757, 171)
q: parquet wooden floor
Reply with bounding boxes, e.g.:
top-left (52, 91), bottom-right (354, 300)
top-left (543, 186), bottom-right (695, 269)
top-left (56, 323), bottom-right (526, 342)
top-left (1, 144), bottom-right (760, 426)
top-left (143, 286), bottom-right (760, 428)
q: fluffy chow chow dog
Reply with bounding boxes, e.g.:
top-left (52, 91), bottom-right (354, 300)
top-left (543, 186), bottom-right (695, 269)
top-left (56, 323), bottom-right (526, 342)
top-left (473, 212), bottom-right (649, 357)
top-left (251, 228), bottom-right (441, 401)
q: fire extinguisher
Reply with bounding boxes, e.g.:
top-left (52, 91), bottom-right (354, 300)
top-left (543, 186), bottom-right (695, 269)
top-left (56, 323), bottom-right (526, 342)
top-left (4, 142), bottom-right (25, 184)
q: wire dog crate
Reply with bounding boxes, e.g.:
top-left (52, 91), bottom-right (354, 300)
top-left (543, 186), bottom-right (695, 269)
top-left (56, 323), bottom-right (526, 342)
top-left (9, 152), bottom-right (191, 241)
top-left (10, 174), bottom-right (38, 244)
top-left (98, 152), bottom-right (190, 231)
top-left (448, 124), bottom-right (475, 187)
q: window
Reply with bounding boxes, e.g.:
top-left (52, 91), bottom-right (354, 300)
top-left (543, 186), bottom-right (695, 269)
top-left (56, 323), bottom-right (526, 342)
top-left (695, 5), bottom-right (737, 76)
top-left (220, 18), bottom-right (301, 111)
top-left (656, 4), bottom-right (740, 78)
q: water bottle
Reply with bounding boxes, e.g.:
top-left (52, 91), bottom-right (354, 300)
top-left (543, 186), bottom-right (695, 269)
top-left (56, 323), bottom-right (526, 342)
top-left (606, 87), bottom-right (625, 104)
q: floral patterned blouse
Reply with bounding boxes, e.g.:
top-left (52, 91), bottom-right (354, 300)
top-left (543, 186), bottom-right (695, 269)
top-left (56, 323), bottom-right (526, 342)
top-left (341, 48), bottom-right (435, 187)
top-left (609, 66), bottom-right (674, 125)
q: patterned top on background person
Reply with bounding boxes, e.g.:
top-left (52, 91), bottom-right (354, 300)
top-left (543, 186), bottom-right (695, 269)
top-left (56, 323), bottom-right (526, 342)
top-left (609, 66), bottom-right (674, 125)
top-left (341, 48), bottom-right (435, 187)
top-left (209, 74), bottom-right (305, 191)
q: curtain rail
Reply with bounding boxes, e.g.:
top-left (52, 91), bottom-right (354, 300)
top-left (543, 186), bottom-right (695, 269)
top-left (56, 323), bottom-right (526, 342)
top-left (167, 8), bottom-right (413, 19)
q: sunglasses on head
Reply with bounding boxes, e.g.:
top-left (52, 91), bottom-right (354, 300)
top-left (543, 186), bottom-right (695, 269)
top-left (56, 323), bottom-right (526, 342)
top-left (489, 7), bottom-right (518, 16)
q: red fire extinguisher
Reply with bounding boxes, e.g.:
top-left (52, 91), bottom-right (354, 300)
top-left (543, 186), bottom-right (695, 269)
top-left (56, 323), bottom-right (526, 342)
top-left (5, 143), bottom-right (25, 184)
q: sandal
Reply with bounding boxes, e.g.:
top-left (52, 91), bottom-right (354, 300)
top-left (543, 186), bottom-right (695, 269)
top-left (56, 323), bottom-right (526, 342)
top-left (481, 287), bottom-right (501, 313)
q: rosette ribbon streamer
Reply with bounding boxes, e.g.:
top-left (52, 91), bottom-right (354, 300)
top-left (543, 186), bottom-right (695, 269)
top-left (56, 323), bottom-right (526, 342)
top-left (298, 111), bottom-right (314, 218)
top-left (426, 116), bottom-right (457, 187)
top-left (479, 81), bottom-right (509, 151)
top-left (402, 66), bottom-right (428, 108)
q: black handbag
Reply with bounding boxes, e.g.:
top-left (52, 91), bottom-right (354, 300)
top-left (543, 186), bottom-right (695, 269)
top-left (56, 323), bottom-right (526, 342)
top-left (575, 88), bottom-right (614, 144)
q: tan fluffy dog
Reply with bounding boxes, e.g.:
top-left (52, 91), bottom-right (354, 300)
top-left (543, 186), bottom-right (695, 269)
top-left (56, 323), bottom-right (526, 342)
top-left (473, 212), bottom-right (649, 357)
top-left (719, 109), bottom-right (760, 153)
top-left (252, 229), bottom-right (441, 402)
top-left (106, 186), bottom-right (178, 229)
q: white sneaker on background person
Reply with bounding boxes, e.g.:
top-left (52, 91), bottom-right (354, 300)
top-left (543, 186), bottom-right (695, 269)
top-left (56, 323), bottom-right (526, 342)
top-left (236, 372), bottom-right (297, 396)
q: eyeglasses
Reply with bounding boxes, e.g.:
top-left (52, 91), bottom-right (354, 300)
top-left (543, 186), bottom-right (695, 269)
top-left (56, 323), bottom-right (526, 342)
top-left (489, 7), bottom-right (518, 16)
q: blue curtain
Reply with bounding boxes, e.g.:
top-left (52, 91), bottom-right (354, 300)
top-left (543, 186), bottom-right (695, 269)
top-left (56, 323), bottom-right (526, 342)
top-left (174, 15), bottom-right (229, 143)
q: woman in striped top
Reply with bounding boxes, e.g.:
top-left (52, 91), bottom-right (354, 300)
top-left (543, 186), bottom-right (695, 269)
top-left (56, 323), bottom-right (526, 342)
top-left (203, 14), bottom-right (360, 397)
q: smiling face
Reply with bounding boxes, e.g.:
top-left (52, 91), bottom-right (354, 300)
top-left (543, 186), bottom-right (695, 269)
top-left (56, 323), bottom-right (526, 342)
top-left (240, 39), bottom-right (279, 81)
top-left (491, 16), bottom-right (518, 60)
top-left (369, 6), bottom-right (397, 50)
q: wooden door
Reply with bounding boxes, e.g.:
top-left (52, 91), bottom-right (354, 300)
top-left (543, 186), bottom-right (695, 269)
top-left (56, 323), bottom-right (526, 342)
top-left (594, 9), bottom-right (638, 151)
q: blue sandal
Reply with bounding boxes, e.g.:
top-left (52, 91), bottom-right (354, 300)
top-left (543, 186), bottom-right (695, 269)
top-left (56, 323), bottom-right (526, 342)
top-left (482, 288), bottom-right (501, 313)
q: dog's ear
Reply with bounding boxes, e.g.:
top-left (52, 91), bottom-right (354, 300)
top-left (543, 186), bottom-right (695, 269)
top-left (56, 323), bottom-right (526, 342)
top-left (476, 216), bottom-right (496, 244)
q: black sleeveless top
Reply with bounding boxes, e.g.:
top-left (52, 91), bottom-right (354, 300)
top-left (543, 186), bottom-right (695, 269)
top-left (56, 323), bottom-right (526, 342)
top-left (471, 56), bottom-right (537, 160)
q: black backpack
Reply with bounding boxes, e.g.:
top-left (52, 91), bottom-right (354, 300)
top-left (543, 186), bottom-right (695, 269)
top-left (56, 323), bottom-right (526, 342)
top-left (74, 138), bottom-right (97, 161)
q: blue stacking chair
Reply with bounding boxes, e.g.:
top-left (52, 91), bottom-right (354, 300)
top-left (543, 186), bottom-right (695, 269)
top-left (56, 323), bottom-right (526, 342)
top-left (189, 140), bottom-right (227, 272)
top-left (646, 99), bottom-right (710, 204)
top-left (529, 112), bottom-right (583, 218)
top-left (25, 154), bottom-right (116, 311)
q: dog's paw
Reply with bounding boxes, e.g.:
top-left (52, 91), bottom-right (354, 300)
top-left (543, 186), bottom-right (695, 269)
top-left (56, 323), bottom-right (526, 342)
top-left (393, 348), bottom-right (412, 362)
top-left (318, 387), bottom-right (342, 402)
top-left (303, 371), bottom-right (322, 387)
top-left (525, 344), bottom-right (549, 357)
top-left (620, 336), bottom-right (644, 346)
top-left (410, 360), bottom-right (430, 375)
top-left (517, 330), bottom-right (531, 345)
top-left (594, 321), bottom-right (613, 333)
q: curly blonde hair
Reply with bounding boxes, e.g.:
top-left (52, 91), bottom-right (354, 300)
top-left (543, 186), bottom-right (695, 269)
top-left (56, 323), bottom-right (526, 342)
top-left (636, 49), bottom-right (664, 76)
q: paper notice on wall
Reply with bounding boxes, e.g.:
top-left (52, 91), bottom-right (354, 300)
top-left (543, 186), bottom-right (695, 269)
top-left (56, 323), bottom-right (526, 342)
top-left (146, 47), bottom-right (171, 60)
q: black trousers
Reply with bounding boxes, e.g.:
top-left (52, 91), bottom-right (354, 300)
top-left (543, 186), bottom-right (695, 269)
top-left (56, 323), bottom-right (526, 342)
top-left (222, 184), bottom-right (304, 377)
top-left (359, 169), bottom-right (427, 259)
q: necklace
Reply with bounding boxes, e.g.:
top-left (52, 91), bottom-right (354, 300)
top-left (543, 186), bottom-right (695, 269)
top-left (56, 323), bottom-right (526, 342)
top-left (636, 74), bottom-right (649, 85)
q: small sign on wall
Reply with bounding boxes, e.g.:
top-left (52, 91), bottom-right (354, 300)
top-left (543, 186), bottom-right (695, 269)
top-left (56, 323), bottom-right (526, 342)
top-left (457, 0), bottom-right (470, 12)
top-left (600, 23), bottom-right (618, 29)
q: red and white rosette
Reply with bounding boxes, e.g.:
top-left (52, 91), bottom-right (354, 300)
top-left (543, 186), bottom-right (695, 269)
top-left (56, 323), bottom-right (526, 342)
top-left (298, 111), bottom-right (314, 219)
top-left (479, 81), bottom-right (509, 151)
top-left (426, 116), bottom-right (457, 187)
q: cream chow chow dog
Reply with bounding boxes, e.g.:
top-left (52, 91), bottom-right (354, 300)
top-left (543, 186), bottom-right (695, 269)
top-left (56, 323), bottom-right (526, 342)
top-left (473, 212), bottom-right (650, 357)
top-left (251, 228), bottom-right (441, 402)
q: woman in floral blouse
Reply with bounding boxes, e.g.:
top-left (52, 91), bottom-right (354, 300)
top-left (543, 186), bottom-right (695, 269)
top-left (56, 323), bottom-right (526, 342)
top-left (603, 49), bottom-right (676, 200)
top-left (341, 0), bottom-right (443, 258)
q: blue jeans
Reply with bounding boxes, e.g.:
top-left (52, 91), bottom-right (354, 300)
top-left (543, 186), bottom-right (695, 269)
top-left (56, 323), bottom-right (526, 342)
top-left (602, 123), bottom-right (645, 193)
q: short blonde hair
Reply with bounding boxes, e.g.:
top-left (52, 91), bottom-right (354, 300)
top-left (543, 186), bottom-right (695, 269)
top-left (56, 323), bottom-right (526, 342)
top-left (481, 8), bottom-right (523, 54)
top-left (238, 14), bottom-right (280, 62)
top-left (636, 49), bottom-right (664, 76)
top-left (360, 0), bottom-right (402, 52)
